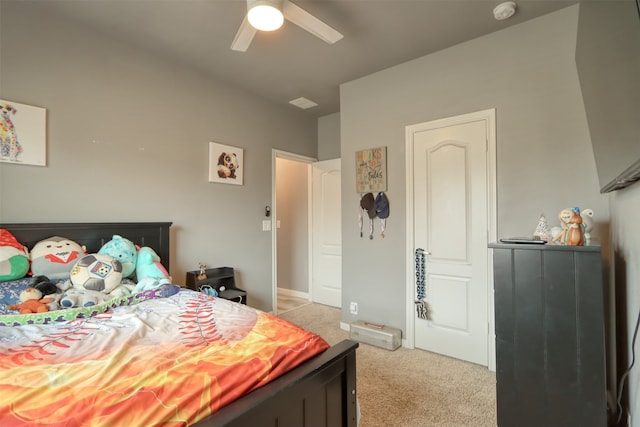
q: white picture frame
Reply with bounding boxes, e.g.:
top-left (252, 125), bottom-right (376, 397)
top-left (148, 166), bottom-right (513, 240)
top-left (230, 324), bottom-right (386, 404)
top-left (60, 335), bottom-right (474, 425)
top-left (0, 99), bottom-right (47, 166)
top-left (208, 141), bottom-right (244, 185)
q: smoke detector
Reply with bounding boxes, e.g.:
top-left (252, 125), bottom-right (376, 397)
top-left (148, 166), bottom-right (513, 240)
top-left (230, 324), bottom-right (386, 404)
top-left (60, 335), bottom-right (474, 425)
top-left (493, 1), bottom-right (517, 20)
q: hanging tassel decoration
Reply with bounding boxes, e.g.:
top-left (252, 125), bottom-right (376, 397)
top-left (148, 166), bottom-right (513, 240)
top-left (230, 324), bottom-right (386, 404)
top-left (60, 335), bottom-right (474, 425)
top-left (415, 248), bottom-right (430, 320)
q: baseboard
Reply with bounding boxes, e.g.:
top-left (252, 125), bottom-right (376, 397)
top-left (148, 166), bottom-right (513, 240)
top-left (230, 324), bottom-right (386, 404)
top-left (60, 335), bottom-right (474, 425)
top-left (277, 287), bottom-right (310, 300)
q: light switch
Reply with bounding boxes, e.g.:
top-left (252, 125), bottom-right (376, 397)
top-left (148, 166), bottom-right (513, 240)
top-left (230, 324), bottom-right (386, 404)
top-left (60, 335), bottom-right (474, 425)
top-left (262, 220), bottom-right (272, 231)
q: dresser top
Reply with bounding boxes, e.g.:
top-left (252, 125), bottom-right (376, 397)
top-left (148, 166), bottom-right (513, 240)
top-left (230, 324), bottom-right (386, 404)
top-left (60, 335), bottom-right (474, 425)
top-left (489, 242), bottom-right (601, 252)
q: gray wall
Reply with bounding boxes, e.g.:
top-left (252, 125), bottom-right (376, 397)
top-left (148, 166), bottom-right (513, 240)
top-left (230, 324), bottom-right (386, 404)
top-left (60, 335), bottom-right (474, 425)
top-left (0, 2), bottom-right (317, 312)
top-left (611, 184), bottom-right (640, 424)
top-left (339, 5), bottom-right (610, 331)
top-left (575, 1), bottom-right (640, 190)
top-left (318, 112), bottom-right (341, 161)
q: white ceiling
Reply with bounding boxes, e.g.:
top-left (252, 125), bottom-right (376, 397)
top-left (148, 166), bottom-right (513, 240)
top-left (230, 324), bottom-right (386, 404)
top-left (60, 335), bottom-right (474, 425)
top-left (37, 0), bottom-right (579, 117)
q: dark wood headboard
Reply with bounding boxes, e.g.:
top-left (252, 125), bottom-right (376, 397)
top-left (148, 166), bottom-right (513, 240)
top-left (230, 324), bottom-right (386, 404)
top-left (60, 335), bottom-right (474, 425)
top-left (0, 222), bottom-right (172, 271)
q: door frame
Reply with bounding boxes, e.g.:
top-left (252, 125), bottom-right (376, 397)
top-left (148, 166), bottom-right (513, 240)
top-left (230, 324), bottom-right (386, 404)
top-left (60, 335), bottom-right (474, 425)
top-left (271, 149), bottom-right (316, 315)
top-left (404, 109), bottom-right (497, 370)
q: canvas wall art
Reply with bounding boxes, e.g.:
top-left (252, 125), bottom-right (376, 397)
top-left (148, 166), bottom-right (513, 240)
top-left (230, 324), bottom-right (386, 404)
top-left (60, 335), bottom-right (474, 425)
top-left (0, 99), bottom-right (46, 166)
top-left (208, 141), bottom-right (244, 185)
top-left (356, 146), bottom-right (387, 193)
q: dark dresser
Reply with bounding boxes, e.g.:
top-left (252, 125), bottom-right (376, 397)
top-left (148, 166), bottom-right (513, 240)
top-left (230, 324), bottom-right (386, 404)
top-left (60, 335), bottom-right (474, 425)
top-left (489, 243), bottom-right (607, 427)
top-left (185, 266), bottom-right (247, 304)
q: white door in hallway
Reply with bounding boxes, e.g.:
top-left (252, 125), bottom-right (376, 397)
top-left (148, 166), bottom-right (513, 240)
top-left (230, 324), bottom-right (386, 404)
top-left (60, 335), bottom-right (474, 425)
top-left (311, 159), bottom-right (342, 307)
top-left (409, 112), bottom-right (491, 366)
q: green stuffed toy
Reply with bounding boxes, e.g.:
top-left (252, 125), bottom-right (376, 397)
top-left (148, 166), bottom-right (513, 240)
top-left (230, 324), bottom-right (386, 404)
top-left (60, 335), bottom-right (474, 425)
top-left (132, 247), bottom-right (171, 294)
top-left (98, 235), bottom-right (138, 279)
top-left (0, 229), bottom-right (29, 282)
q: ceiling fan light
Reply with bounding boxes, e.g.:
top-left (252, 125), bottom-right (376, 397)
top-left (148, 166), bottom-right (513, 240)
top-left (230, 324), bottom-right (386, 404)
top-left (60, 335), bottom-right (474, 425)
top-left (248, 3), bottom-right (284, 31)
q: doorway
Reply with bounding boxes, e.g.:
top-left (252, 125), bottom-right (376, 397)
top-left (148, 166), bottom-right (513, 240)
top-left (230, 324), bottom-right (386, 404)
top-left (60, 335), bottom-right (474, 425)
top-left (405, 109), bottom-right (497, 369)
top-left (272, 150), bottom-right (343, 315)
top-left (273, 150), bottom-right (315, 315)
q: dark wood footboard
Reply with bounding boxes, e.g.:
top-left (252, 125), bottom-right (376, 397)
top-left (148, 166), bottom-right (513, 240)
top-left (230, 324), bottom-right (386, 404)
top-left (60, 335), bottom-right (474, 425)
top-left (198, 339), bottom-right (359, 427)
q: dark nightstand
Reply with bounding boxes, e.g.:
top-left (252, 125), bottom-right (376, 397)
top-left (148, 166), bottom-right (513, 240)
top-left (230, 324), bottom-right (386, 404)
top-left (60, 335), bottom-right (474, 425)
top-left (185, 266), bottom-right (247, 304)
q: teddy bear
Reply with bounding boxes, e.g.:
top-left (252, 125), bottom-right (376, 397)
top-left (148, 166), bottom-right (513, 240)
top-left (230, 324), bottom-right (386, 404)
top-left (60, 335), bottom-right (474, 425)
top-left (8, 287), bottom-right (53, 314)
top-left (217, 152), bottom-right (239, 179)
top-left (0, 229), bottom-right (29, 282)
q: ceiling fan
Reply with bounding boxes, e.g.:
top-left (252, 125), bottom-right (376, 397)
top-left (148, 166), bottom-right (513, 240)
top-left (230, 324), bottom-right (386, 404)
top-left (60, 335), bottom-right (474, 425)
top-left (231, 0), bottom-right (344, 52)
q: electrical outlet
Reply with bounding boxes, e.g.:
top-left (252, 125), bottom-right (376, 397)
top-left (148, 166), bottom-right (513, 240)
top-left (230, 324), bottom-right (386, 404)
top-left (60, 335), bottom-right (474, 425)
top-left (349, 302), bottom-right (358, 315)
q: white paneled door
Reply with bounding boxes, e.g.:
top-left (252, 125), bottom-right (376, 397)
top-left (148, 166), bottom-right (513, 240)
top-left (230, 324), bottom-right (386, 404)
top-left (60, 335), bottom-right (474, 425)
top-left (311, 159), bottom-right (342, 307)
top-left (409, 111), bottom-right (494, 366)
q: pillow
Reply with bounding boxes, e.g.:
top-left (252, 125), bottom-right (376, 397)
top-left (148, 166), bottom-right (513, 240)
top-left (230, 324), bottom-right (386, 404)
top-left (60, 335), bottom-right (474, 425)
top-left (0, 229), bottom-right (29, 282)
top-left (30, 236), bottom-right (86, 280)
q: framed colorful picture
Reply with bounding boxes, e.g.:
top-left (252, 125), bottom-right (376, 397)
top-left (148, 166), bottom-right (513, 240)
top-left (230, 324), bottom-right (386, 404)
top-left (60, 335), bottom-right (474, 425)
top-left (0, 99), bottom-right (47, 166)
top-left (356, 146), bottom-right (387, 193)
top-left (208, 141), bottom-right (244, 185)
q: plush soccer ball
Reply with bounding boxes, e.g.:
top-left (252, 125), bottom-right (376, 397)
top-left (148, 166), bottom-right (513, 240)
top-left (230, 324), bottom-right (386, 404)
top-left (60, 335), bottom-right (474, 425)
top-left (70, 254), bottom-right (123, 293)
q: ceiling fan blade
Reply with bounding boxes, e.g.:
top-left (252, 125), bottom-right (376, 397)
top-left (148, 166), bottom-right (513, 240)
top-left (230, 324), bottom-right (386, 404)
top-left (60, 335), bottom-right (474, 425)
top-left (231, 15), bottom-right (257, 52)
top-left (282, 0), bottom-right (343, 45)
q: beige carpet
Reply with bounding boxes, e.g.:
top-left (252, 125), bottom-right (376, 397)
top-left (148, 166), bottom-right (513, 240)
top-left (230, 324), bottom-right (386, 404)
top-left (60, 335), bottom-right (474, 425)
top-left (280, 303), bottom-right (497, 427)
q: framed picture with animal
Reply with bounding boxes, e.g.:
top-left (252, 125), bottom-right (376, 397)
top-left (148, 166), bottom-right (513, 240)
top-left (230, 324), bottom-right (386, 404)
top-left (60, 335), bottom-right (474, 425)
top-left (0, 99), bottom-right (47, 166)
top-left (208, 141), bottom-right (244, 185)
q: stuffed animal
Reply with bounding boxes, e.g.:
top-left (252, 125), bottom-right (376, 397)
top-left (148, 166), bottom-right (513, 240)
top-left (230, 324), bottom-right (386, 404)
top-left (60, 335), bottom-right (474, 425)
top-left (217, 152), bottom-right (239, 179)
top-left (97, 235), bottom-right (138, 279)
top-left (0, 229), bottom-right (29, 282)
top-left (8, 287), bottom-right (53, 314)
top-left (59, 287), bottom-right (111, 308)
top-left (580, 208), bottom-right (595, 244)
top-left (59, 254), bottom-right (131, 309)
top-left (30, 236), bottom-right (86, 280)
top-left (30, 275), bottom-right (60, 296)
top-left (565, 208), bottom-right (584, 246)
top-left (135, 247), bottom-right (170, 281)
top-left (551, 207), bottom-right (589, 246)
top-left (551, 208), bottom-right (573, 244)
top-left (29, 275), bottom-right (62, 311)
top-left (132, 247), bottom-right (171, 294)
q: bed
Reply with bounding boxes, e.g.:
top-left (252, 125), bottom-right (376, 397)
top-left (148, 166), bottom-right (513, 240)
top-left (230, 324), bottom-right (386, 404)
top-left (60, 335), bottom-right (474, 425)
top-left (0, 222), bottom-right (358, 427)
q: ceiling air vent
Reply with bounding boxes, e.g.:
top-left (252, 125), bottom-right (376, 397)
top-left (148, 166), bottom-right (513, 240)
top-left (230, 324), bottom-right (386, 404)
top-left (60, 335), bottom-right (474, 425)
top-left (289, 97), bottom-right (318, 109)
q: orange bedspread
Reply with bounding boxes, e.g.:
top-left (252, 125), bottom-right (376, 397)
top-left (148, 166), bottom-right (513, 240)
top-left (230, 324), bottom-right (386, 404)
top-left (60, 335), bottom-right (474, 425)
top-left (0, 289), bottom-right (329, 426)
